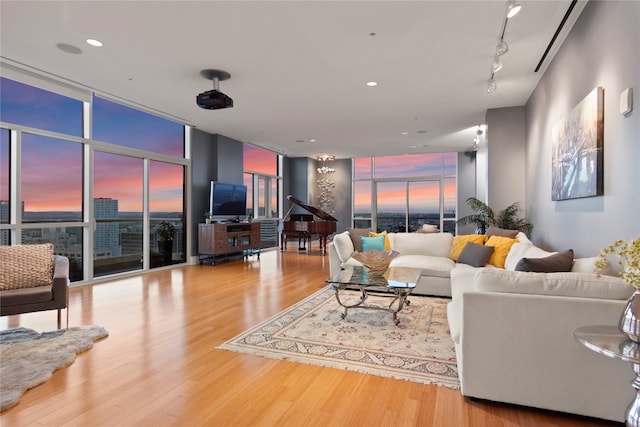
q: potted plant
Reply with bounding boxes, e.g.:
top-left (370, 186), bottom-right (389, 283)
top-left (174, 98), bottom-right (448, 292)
top-left (456, 197), bottom-right (533, 237)
top-left (204, 211), bottom-right (212, 224)
top-left (156, 221), bottom-right (176, 265)
top-left (597, 236), bottom-right (640, 342)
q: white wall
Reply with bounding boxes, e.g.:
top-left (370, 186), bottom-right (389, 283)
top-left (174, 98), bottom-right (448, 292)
top-left (525, 0), bottom-right (640, 256)
top-left (486, 106), bottom-right (526, 212)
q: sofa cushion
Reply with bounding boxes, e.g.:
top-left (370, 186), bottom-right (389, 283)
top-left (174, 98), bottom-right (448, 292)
top-left (474, 269), bottom-right (634, 300)
top-left (572, 256), bottom-right (615, 276)
top-left (332, 232), bottom-right (355, 264)
top-left (515, 232), bottom-right (532, 245)
top-left (515, 249), bottom-right (574, 273)
top-left (0, 285), bottom-right (53, 305)
top-left (360, 235), bottom-right (385, 252)
top-left (0, 243), bottom-right (54, 290)
top-left (389, 255), bottom-right (454, 278)
top-left (485, 236), bottom-right (518, 268)
top-left (458, 242), bottom-right (494, 267)
top-left (487, 226), bottom-right (519, 239)
top-left (448, 234), bottom-right (487, 261)
top-left (388, 232), bottom-right (454, 257)
top-left (348, 228), bottom-right (371, 252)
top-left (505, 242), bottom-right (533, 271)
top-left (369, 230), bottom-right (391, 251)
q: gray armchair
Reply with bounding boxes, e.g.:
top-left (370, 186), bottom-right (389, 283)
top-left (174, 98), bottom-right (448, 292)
top-left (0, 245), bottom-right (69, 329)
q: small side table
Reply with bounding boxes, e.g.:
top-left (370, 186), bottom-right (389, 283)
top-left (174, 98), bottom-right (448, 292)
top-left (574, 325), bottom-right (640, 427)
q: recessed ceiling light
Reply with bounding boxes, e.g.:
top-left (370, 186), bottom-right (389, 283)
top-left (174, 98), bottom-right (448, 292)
top-left (86, 38), bottom-right (103, 47)
top-left (401, 132), bottom-right (409, 135)
top-left (309, 139), bottom-right (317, 142)
top-left (366, 81), bottom-right (378, 87)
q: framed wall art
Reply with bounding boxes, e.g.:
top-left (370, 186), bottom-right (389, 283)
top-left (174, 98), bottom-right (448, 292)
top-left (551, 86), bottom-right (604, 201)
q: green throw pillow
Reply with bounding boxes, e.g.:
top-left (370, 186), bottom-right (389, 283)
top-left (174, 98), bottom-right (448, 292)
top-left (360, 235), bottom-right (385, 252)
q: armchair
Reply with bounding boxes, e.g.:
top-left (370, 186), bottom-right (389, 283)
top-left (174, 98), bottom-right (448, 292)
top-left (0, 244), bottom-right (69, 329)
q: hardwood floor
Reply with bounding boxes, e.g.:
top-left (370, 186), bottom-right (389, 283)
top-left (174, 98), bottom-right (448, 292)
top-left (1, 249), bottom-right (619, 426)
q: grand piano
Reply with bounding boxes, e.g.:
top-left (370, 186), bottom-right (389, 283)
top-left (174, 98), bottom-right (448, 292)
top-left (280, 195), bottom-right (337, 254)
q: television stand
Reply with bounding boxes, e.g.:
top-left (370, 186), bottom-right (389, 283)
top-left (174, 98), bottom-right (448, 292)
top-left (198, 222), bottom-right (260, 265)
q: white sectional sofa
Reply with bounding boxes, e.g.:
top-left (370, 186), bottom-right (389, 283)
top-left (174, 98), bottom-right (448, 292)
top-left (329, 230), bottom-right (457, 296)
top-left (327, 229), bottom-right (635, 422)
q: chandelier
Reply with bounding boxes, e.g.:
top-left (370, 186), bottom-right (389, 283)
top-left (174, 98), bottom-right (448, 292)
top-left (317, 155), bottom-right (336, 174)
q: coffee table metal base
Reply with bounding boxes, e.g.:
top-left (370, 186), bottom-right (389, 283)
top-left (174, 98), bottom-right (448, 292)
top-left (333, 285), bottom-right (412, 325)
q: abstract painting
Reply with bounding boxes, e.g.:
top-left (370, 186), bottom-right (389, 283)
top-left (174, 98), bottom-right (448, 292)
top-left (551, 87), bottom-right (604, 201)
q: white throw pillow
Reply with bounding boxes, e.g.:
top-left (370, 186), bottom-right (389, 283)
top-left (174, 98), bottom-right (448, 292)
top-left (504, 242), bottom-right (533, 271)
top-left (572, 256), bottom-right (615, 276)
top-left (332, 231), bottom-right (355, 264)
top-left (473, 269), bottom-right (634, 300)
top-left (515, 231), bottom-right (531, 245)
top-left (388, 232), bottom-right (453, 257)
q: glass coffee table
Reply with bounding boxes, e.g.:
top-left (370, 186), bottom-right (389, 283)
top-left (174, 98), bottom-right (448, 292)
top-left (326, 266), bottom-right (421, 325)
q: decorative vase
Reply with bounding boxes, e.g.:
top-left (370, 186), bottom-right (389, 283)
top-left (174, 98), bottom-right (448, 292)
top-left (620, 289), bottom-right (640, 343)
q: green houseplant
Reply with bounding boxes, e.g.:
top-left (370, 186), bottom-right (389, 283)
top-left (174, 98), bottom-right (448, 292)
top-left (204, 211), bottom-right (212, 224)
top-left (156, 221), bottom-right (176, 265)
top-left (456, 197), bottom-right (533, 237)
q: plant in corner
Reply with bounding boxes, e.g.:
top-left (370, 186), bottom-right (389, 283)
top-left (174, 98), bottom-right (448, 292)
top-left (157, 221), bottom-right (176, 241)
top-left (204, 211), bottom-right (212, 224)
top-left (597, 236), bottom-right (640, 342)
top-left (156, 221), bottom-right (176, 265)
top-left (456, 197), bottom-right (533, 236)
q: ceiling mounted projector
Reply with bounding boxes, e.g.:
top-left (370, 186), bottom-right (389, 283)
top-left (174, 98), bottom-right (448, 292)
top-left (197, 69), bottom-right (233, 110)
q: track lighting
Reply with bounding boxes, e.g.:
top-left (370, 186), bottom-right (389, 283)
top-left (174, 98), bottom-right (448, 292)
top-left (506, 0), bottom-right (521, 18)
top-left (496, 40), bottom-right (508, 56)
top-left (487, 79), bottom-right (497, 93)
top-left (485, 0), bottom-right (522, 93)
top-left (492, 57), bottom-right (503, 73)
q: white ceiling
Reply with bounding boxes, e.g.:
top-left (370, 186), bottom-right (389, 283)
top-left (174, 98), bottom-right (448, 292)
top-left (0, 1), bottom-right (586, 159)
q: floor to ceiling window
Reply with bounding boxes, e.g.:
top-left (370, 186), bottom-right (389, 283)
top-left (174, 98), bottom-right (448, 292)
top-left (1, 130), bottom-right (9, 245)
top-left (0, 75), bottom-right (187, 282)
top-left (243, 144), bottom-right (281, 248)
top-left (353, 153), bottom-right (457, 234)
top-left (149, 160), bottom-right (185, 267)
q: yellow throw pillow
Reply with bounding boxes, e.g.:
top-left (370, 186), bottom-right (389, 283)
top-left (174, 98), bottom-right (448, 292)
top-left (369, 230), bottom-right (391, 251)
top-left (449, 234), bottom-right (487, 261)
top-left (485, 235), bottom-right (519, 268)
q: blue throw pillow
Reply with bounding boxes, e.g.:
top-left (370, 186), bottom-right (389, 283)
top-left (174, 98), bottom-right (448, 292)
top-left (360, 235), bottom-right (385, 252)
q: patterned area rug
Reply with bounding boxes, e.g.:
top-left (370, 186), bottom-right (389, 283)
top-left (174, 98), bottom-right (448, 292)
top-left (219, 286), bottom-right (459, 388)
top-left (0, 325), bottom-right (108, 412)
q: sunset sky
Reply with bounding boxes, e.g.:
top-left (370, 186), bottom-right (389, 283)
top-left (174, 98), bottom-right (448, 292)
top-left (1, 77), bottom-right (456, 216)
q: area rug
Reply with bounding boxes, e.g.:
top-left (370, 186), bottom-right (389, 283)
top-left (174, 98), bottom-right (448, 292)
top-left (0, 325), bottom-right (109, 412)
top-left (219, 286), bottom-right (459, 388)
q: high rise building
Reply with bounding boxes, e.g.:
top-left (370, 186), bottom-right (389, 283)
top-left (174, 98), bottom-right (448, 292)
top-left (93, 197), bottom-right (120, 257)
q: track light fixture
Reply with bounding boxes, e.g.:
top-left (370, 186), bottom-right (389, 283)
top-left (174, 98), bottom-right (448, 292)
top-left (496, 40), bottom-right (509, 56)
top-left (487, 78), bottom-right (497, 93)
top-left (485, 0), bottom-right (522, 93)
top-left (492, 57), bottom-right (503, 73)
top-left (506, 0), bottom-right (522, 18)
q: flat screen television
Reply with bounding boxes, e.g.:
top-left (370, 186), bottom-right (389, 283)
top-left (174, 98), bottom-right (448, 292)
top-left (209, 182), bottom-right (247, 217)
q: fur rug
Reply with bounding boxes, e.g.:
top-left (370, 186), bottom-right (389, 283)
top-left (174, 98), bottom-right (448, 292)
top-left (0, 325), bottom-right (108, 411)
top-left (219, 286), bottom-right (459, 388)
